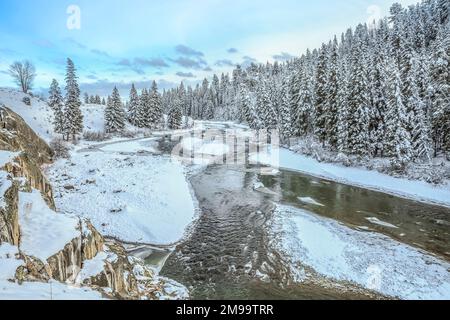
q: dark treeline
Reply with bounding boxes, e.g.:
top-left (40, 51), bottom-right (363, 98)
top-left (161, 0), bottom-right (449, 170)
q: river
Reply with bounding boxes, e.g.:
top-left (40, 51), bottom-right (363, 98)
top-left (147, 122), bottom-right (450, 299)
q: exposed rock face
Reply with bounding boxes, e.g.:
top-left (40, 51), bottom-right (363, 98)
top-left (83, 240), bottom-right (140, 299)
top-left (0, 106), bottom-right (55, 207)
top-left (83, 239), bottom-right (189, 300)
top-left (0, 106), bottom-right (53, 164)
top-left (0, 180), bottom-right (20, 245)
top-left (0, 105), bottom-right (188, 299)
top-left (19, 218), bottom-right (103, 283)
top-left (0, 105), bottom-right (54, 247)
top-left (81, 220), bottom-right (104, 261)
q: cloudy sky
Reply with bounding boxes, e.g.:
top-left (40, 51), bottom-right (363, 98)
top-left (0, 0), bottom-right (420, 95)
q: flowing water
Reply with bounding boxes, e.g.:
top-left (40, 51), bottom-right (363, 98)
top-left (132, 123), bottom-right (450, 299)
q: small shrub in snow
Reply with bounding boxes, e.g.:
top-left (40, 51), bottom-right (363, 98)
top-left (83, 131), bottom-right (110, 142)
top-left (143, 131), bottom-right (153, 138)
top-left (335, 153), bottom-right (351, 167)
top-left (50, 138), bottom-right (70, 159)
top-left (291, 136), bottom-right (326, 161)
top-left (22, 97), bottom-right (31, 106)
top-left (406, 163), bottom-right (446, 185)
top-left (119, 130), bottom-right (138, 138)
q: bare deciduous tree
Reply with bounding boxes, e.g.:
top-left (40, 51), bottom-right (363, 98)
top-left (8, 60), bottom-right (36, 94)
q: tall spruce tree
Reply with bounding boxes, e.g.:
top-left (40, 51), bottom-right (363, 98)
top-left (149, 81), bottom-right (163, 128)
top-left (279, 77), bottom-right (293, 142)
top-left (128, 84), bottom-right (139, 126)
top-left (326, 37), bottom-right (340, 149)
top-left (137, 89), bottom-right (150, 128)
top-left (105, 87), bottom-right (126, 133)
top-left (430, 26), bottom-right (450, 154)
top-left (49, 79), bottom-right (65, 136)
top-left (64, 58), bottom-right (83, 141)
top-left (314, 44), bottom-right (329, 145)
top-left (347, 25), bottom-right (370, 156)
top-left (387, 64), bottom-right (413, 171)
top-left (168, 97), bottom-right (183, 130)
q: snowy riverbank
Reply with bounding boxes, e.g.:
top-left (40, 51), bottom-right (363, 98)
top-left (45, 139), bottom-right (198, 245)
top-left (270, 204), bottom-right (450, 300)
top-left (253, 147), bottom-right (450, 208)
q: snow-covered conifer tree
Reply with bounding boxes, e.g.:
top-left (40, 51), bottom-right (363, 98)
top-left (386, 63), bottom-right (413, 170)
top-left (128, 84), bottom-right (139, 126)
top-left (149, 81), bottom-right (163, 128)
top-left (105, 87), bottom-right (126, 133)
top-left (64, 58), bottom-right (83, 141)
top-left (347, 25), bottom-right (370, 156)
top-left (314, 44), bottom-right (329, 145)
top-left (168, 97), bottom-right (182, 130)
top-left (48, 79), bottom-right (65, 136)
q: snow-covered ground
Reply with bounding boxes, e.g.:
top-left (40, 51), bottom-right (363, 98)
top-left (0, 88), bottom-right (54, 142)
top-left (82, 104), bottom-right (105, 132)
top-left (0, 88), bottom-right (111, 142)
top-left (0, 151), bottom-right (19, 167)
top-left (45, 140), bottom-right (197, 245)
top-left (253, 147), bottom-right (450, 207)
top-left (271, 204), bottom-right (450, 300)
top-left (18, 190), bottom-right (80, 262)
top-left (0, 198), bottom-right (107, 300)
top-left (99, 137), bottom-right (158, 153)
top-left (0, 279), bottom-right (105, 300)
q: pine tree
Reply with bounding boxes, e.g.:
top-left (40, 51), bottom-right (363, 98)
top-left (326, 37), bottom-right (339, 149)
top-left (279, 77), bottom-right (293, 142)
top-left (347, 25), bottom-right (370, 156)
top-left (336, 59), bottom-right (349, 154)
top-left (289, 72), bottom-right (301, 135)
top-left (294, 64), bottom-right (314, 136)
top-left (409, 54), bottom-right (433, 161)
top-left (168, 97), bottom-right (182, 130)
top-left (314, 44), bottom-right (329, 144)
top-left (49, 79), bottom-right (65, 136)
top-left (105, 87), bottom-right (126, 133)
top-left (149, 81), bottom-right (163, 128)
top-left (387, 64), bottom-right (413, 171)
top-left (136, 89), bottom-right (150, 128)
top-left (84, 92), bottom-right (89, 104)
top-left (257, 77), bottom-right (276, 129)
top-left (367, 20), bottom-right (390, 157)
top-left (240, 84), bottom-right (254, 128)
top-left (430, 26), bottom-right (450, 155)
top-left (199, 79), bottom-right (214, 120)
top-left (128, 84), bottom-right (139, 126)
top-left (211, 74), bottom-right (220, 110)
top-left (64, 58), bottom-right (83, 141)
top-left (437, 0), bottom-right (449, 24)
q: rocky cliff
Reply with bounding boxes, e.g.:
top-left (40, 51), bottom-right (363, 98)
top-left (0, 104), bottom-right (188, 300)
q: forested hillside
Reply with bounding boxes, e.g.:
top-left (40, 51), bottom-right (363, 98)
top-left (161, 0), bottom-right (449, 171)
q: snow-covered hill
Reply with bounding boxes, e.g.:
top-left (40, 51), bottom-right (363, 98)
top-left (0, 88), bottom-right (54, 142)
top-left (82, 103), bottom-right (106, 132)
top-left (0, 88), bottom-right (110, 139)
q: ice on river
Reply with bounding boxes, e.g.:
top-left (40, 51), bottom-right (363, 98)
top-left (298, 197), bottom-right (325, 207)
top-left (271, 204), bottom-right (450, 300)
top-left (365, 217), bottom-right (399, 229)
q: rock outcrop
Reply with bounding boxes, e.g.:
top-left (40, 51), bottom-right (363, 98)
top-left (0, 105), bottom-right (188, 300)
top-left (0, 179), bottom-right (19, 245)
